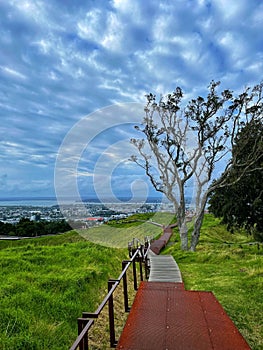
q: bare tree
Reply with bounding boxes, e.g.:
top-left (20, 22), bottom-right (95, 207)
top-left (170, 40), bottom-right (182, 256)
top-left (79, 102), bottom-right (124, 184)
top-left (131, 81), bottom-right (263, 251)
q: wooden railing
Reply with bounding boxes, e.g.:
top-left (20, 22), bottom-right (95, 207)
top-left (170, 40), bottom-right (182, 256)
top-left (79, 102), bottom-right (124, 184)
top-left (70, 237), bottom-right (151, 350)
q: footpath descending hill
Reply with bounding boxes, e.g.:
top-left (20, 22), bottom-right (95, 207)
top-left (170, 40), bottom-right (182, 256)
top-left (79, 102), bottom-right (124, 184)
top-left (116, 228), bottom-right (252, 350)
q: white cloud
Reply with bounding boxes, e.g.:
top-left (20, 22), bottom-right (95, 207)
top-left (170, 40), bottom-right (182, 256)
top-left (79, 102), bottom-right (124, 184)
top-left (101, 12), bottom-right (123, 51)
top-left (1, 66), bottom-right (27, 80)
top-left (215, 0), bottom-right (248, 20)
top-left (111, 0), bottom-right (129, 12)
top-left (33, 38), bottom-right (52, 54)
top-left (77, 9), bottom-right (104, 41)
top-left (0, 0), bottom-right (262, 198)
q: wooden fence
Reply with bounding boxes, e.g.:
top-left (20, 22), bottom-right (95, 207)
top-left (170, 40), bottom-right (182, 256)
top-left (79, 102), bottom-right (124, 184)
top-left (69, 237), bottom-right (151, 350)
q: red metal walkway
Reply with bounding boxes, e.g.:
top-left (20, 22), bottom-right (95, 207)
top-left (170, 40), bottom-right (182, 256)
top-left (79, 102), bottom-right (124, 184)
top-left (116, 281), bottom-right (251, 350)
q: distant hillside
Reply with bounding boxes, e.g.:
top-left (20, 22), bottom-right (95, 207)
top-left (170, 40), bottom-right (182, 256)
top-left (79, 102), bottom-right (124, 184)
top-left (80, 212), bottom-right (175, 247)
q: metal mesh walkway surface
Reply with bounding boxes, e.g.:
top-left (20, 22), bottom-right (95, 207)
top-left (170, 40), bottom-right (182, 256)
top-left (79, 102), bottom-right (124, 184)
top-left (148, 252), bottom-right (183, 283)
top-left (116, 281), bottom-right (251, 350)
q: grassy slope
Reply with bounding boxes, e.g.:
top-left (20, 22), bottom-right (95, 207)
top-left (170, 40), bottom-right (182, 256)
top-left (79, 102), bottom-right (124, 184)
top-left (163, 214), bottom-right (263, 350)
top-left (80, 212), bottom-right (175, 248)
top-left (0, 214), bottom-right (262, 349)
top-left (0, 231), bottom-right (127, 350)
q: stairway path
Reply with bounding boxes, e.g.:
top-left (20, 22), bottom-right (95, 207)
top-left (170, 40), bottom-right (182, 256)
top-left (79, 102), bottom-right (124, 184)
top-left (116, 281), bottom-right (251, 350)
top-left (148, 250), bottom-right (183, 283)
top-left (116, 233), bottom-right (251, 349)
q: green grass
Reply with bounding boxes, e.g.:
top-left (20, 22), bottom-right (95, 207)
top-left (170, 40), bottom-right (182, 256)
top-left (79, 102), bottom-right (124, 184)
top-left (163, 214), bottom-right (263, 350)
top-left (0, 214), bottom-right (262, 349)
top-left (79, 212), bottom-right (175, 248)
top-left (0, 231), bottom-right (127, 350)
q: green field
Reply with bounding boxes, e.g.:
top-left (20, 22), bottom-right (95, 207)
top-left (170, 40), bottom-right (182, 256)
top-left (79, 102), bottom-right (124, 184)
top-left (0, 232), bottom-right (128, 349)
top-left (0, 214), bottom-right (262, 349)
top-left (79, 212), bottom-right (175, 248)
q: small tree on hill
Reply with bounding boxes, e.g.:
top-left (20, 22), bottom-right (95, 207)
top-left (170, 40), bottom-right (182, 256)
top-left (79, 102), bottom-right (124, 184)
top-left (131, 81), bottom-right (263, 251)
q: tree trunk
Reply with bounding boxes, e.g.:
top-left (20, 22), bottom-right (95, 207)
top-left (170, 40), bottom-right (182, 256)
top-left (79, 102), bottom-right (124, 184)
top-left (179, 220), bottom-right (188, 250)
top-left (190, 210), bottom-right (205, 251)
top-left (176, 201), bottom-right (188, 250)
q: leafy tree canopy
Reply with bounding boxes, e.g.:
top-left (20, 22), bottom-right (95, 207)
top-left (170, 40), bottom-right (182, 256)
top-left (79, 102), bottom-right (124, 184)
top-left (131, 81), bottom-right (263, 250)
top-left (209, 118), bottom-right (263, 241)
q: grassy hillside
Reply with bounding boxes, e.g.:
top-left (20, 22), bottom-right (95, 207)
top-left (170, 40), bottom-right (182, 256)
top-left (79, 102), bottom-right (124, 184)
top-left (163, 214), bottom-right (263, 350)
top-left (80, 212), bottom-right (175, 248)
top-left (0, 214), bottom-right (262, 349)
top-left (0, 232), bottom-right (128, 350)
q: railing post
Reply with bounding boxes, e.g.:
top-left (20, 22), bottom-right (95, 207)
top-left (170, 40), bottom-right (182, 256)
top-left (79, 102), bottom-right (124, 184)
top-left (122, 260), bottom-right (130, 312)
top-left (108, 279), bottom-right (117, 348)
top-left (71, 239), bottom-right (152, 349)
top-left (139, 245), bottom-right (144, 281)
top-left (78, 318), bottom-right (89, 350)
top-left (138, 256), bottom-right (143, 281)
top-left (145, 255), bottom-right (150, 279)
top-left (132, 257), bottom-right (138, 291)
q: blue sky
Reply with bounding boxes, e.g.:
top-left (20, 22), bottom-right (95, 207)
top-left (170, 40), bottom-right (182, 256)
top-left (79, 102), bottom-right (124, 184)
top-left (0, 0), bottom-right (262, 200)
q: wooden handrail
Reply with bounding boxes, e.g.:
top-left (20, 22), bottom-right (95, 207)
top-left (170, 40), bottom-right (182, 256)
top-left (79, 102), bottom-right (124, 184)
top-left (69, 319), bottom-right (94, 350)
top-left (69, 238), bottom-right (151, 350)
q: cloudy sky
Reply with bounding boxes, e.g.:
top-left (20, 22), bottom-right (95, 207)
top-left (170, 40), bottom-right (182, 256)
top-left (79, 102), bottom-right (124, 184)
top-left (0, 0), bottom-right (262, 201)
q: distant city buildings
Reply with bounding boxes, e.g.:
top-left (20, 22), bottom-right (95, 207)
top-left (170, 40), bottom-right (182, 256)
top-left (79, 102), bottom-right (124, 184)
top-left (0, 205), bottom-right (64, 224)
top-left (0, 201), bottom-right (195, 228)
top-left (0, 202), bottom-right (159, 225)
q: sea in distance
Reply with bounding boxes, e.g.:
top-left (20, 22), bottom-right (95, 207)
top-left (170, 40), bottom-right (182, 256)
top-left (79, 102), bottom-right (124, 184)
top-left (0, 197), bottom-right (58, 207)
top-left (0, 196), bottom-right (165, 207)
